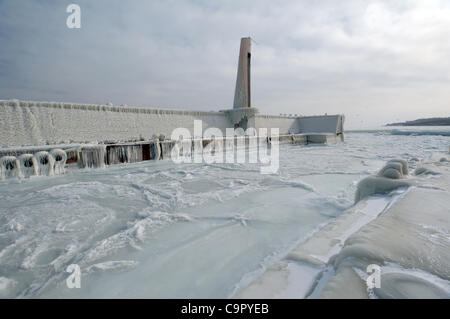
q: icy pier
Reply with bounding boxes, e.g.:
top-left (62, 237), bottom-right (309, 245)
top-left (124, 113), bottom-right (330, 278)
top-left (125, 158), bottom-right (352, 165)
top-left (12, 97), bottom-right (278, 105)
top-left (0, 38), bottom-right (345, 180)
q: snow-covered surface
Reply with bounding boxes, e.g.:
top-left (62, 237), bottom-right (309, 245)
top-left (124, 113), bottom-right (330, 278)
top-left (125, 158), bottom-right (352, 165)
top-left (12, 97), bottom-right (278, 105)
top-left (235, 194), bottom-right (400, 298)
top-left (0, 128), bottom-right (449, 298)
top-left (236, 143), bottom-right (450, 299)
top-left (321, 181), bottom-right (450, 299)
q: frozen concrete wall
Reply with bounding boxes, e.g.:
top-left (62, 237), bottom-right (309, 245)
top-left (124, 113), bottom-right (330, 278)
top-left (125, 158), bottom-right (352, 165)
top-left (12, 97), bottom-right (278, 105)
top-left (0, 100), bottom-right (344, 148)
top-left (297, 115), bottom-right (344, 134)
top-left (0, 100), bottom-right (231, 147)
top-left (255, 115), bottom-right (300, 134)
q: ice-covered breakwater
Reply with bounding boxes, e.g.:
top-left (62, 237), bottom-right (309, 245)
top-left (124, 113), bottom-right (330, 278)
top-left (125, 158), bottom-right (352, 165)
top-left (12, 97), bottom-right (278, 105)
top-left (0, 100), bottom-right (344, 147)
top-left (0, 99), bottom-right (344, 180)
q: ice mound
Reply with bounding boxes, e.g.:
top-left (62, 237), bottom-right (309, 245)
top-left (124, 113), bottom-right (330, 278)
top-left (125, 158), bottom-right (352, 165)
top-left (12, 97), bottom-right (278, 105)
top-left (377, 159), bottom-right (409, 178)
top-left (414, 167), bottom-right (439, 176)
top-left (338, 188), bottom-right (450, 280)
top-left (355, 176), bottom-right (410, 202)
top-left (355, 159), bottom-right (411, 202)
top-left (320, 180), bottom-right (450, 298)
top-left (236, 155), bottom-right (449, 299)
top-left (378, 162), bottom-right (403, 179)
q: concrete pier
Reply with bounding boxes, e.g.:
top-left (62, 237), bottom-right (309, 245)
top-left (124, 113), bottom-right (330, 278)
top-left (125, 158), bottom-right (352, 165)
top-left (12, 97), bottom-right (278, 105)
top-left (0, 37), bottom-right (345, 179)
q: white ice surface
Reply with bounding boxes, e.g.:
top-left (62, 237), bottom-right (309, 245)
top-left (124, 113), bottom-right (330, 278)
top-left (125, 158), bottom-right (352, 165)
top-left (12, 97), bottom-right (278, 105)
top-left (0, 130), bottom-right (449, 298)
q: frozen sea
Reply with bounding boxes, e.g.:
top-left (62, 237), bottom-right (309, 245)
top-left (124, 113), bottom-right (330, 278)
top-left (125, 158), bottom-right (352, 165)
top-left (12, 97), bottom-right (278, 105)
top-left (0, 126), bottom-right (449, 298)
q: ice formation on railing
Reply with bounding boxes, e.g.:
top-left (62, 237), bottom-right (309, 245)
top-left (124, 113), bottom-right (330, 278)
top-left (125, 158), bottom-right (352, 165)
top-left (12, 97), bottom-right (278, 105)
top-left (50, 149), bottom-right (67, 175)
top-left (78, 145), bottom-right (106, 168)
top-left (0, 132), bottom-right (308, 181)
top-left (0, 156), bottom-right (22, 179)
top-left (150, 140), bottom-right (161, 161)
top-left (107, 145), bottom-right (143, 164)
top-left (18, 154), bottom-right (38, 178)
top-left (34, 151), bottom-right (55, 176)
top-left (0, 151), bottom-right (69, 179)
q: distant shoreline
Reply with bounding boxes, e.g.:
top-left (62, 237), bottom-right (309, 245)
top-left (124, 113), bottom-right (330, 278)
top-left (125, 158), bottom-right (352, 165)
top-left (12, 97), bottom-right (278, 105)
top-left (386, 117), bottom-right (450, 126)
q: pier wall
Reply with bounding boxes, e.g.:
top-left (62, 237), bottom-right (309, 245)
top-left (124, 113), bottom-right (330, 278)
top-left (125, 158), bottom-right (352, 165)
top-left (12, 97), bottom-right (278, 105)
top-left (0, 100), bottom-right (344, 148)
top-left (254, 115), bottom-right (300, 134)
top-left (0, 101), bottom-right (230, 147)
top-left (297, 115), bottom-right (344, 134)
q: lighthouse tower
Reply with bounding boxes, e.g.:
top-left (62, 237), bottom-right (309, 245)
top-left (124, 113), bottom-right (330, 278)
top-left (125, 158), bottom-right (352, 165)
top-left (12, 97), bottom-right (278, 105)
top-left (233, 37), bottom-right (252, 109)
top-left (225, 37), bottom-right (258, 130)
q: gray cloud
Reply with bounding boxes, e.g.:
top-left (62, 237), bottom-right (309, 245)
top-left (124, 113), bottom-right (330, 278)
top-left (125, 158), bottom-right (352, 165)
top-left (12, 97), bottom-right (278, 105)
top-left (1, 0), bottom-right (450, 128)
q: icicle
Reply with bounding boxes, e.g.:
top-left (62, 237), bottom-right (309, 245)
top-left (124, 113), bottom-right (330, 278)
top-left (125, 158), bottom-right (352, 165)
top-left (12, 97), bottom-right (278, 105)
top-left (34, 151), bottom-right (55, 176)
top-left (50, 149), bottom-right (67, 175)
top-left (107, 146), bottom-right (124, 164)
top-left (224, 137), bottom-right (234, 152)
top-left (107, 145), bottom-right (144, 164)
top-left (0, 156), bottom-right (22, 180)
top-left (125, 145), bottom-right (143, 163)
top-left (160, 141), bottom-right (176, 160)
top-left (179, 139), bottom-right (192, 159)
top-left (78, 145), bottom-right (106, 168)
top-left (214, 138), bottom-right (224, 154)
top-left (65, 147), bottom-right (80, 164)
top-left (18, 154), bottom-right (38, 178)
top-left (192, 138), bottom-right (203, 156)
top-left (150, 139), bottom-right (161, 160)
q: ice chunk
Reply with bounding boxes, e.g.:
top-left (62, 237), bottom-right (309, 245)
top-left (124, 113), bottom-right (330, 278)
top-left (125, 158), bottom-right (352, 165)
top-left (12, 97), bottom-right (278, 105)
top-left (377, 159), bottom-right (409, 179)
top-left (387, 159), bottom-right (409, 175)
top-left (414, 167), bottom-right (439, 176)
top-left (355, 176), bottom-right (410, 202)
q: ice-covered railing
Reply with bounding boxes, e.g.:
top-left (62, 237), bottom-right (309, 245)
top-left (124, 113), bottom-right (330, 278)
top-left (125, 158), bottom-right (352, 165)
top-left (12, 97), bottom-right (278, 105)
top-left (0, 149), bottom-right (67, 180)
top-left (0, 131), bottom-right (341, 180)
top-left (0, 99), bottom-right (224, 116)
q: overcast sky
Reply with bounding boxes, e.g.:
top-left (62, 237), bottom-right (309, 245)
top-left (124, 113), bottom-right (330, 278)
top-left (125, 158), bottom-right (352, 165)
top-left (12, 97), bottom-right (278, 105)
top-left (1, 0), bottom-right (449, 128)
